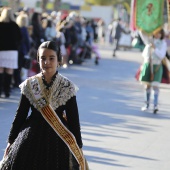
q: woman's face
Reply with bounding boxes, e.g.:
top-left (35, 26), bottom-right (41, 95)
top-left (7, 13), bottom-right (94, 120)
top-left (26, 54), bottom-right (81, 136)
top-left (38, 48), bottom-right (58, 75)
top-left (154, 31), bottom-right (162, 39)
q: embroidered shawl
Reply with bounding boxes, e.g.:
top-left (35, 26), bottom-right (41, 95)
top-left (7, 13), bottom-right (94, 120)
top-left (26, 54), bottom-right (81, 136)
top-left (19, 73), bottom-right (79, 110)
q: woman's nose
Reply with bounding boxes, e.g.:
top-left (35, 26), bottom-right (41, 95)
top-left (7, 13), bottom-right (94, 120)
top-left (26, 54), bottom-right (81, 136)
top-left (44, 60), bottom-right (49, 64)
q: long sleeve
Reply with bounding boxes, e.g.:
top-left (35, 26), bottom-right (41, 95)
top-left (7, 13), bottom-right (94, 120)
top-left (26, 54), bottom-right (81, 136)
top-left (65, 96), bottom-right (83, 148)
top-left (8, 94), bottom-right (30, 144)
top-left (153, 40), bottom-right (167, 60)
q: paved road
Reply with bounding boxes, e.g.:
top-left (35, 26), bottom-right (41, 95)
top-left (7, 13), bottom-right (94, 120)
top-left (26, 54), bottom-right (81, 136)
top-left (0, 44), bottom-right (170, 170)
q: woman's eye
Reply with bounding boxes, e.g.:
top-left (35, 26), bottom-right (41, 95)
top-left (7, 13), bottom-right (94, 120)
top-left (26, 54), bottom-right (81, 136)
top-left (50, 57), bottom-right (54, 60)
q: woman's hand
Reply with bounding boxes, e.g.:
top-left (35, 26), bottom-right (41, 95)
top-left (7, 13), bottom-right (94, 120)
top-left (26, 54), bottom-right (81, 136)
top-left (149, 43), bottom-right (155, 49)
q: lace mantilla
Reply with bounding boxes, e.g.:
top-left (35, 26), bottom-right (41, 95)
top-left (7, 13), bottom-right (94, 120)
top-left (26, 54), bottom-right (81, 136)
top-left (19, 73), bottom-right (79, 110)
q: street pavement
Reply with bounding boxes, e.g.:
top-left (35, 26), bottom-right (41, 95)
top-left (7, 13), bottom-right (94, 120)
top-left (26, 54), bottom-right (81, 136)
top-left (0, 43), bottom-right (170, 170)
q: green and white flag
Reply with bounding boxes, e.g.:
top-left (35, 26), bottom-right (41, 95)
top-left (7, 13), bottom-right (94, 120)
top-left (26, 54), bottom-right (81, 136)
top-left (135, 0), bottom-right (164, 34)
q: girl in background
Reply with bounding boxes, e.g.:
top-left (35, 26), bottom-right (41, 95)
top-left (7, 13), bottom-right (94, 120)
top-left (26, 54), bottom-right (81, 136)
top-left (140, 29), bottom-right (167, 113)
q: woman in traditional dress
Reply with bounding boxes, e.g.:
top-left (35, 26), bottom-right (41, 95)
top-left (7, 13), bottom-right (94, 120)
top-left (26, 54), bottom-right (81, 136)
top-left (140, 29), bottom-right (167, 113)
top-left (0, 41), bottom-right (84, 170)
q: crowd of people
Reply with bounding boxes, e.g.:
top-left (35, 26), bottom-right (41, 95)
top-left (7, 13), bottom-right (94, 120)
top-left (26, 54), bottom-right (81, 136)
top-left (0, 7), bottom-right (104, 98)
top-left (0, 6), bottom-right (170, 112)
top-left (0, 4), bottom-right (170, 170)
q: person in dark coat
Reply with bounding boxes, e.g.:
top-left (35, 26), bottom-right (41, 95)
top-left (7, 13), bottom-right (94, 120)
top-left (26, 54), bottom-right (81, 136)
top-left (111, 18), bottom-right (125, 57)
top-left (0, 7), bottom-right (22, 97)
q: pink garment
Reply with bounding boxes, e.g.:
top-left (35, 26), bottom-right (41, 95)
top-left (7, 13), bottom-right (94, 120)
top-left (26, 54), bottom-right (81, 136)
top-left (91, 44), bottom-right (101, 59)
top-left (76, 48), bottom-right (83, 55)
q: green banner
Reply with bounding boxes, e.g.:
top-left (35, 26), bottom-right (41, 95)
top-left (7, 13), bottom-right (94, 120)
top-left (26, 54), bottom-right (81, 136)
top-left (135, 0), bottom-right (164, 34)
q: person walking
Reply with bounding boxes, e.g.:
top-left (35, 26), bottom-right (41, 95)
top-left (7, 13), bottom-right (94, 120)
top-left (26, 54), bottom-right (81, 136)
top-left (0, 7), bottom-right (22, 97)
top-left (0, 41), bottom-right (85, 170)
top-left (140, 29), bottom-right (167, 113)
top-left (111, 18), bottom-right (125, 57)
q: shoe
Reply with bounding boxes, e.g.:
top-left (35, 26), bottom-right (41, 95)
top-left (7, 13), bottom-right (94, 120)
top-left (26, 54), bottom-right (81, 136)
top-left (95, 58), bottom-right (99, 65)
top-left (153, 106), bottom-right (159, 114)
top-left (141, 104), bottom-right (149, 111)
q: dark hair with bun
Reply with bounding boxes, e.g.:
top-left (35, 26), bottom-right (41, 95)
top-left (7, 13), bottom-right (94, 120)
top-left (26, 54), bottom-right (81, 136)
top-left (37, 41), bottom-right (62, 63)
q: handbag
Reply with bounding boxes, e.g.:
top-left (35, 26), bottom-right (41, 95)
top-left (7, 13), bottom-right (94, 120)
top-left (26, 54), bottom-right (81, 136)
top-left (23, 55), bottom-right (31, 69)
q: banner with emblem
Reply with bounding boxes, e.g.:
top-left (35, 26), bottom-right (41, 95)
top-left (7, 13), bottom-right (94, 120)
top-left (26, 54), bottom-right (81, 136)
top-left (135, 0), bottom-right (164, 35)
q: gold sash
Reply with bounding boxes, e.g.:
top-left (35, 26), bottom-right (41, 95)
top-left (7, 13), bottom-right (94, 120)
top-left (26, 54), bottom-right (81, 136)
top-left (28, 76), bottom-right (85, 170)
